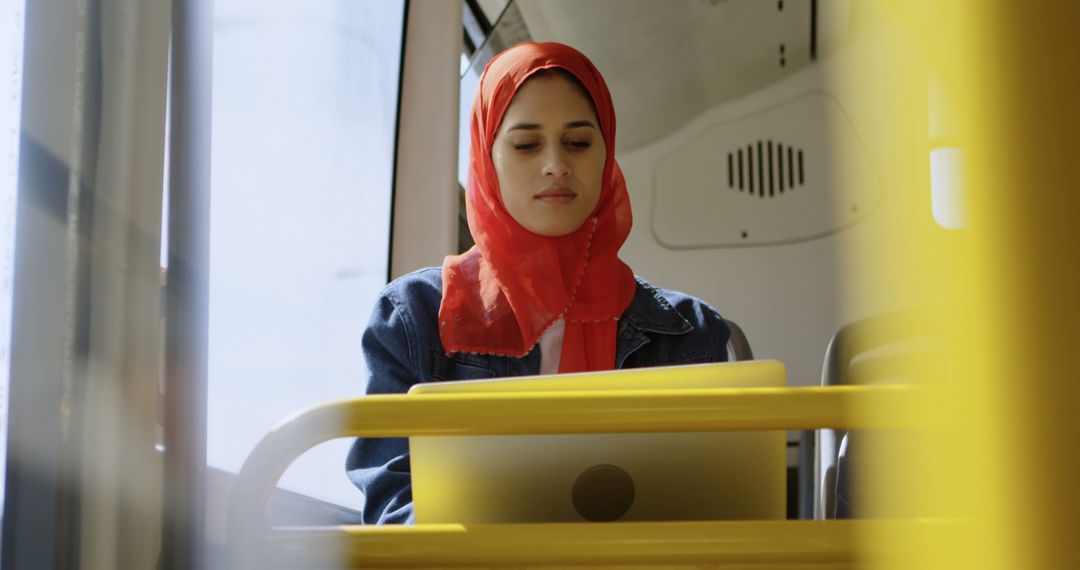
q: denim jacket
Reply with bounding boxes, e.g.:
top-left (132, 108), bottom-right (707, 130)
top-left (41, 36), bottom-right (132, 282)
top-left (345, 267), bottom-right (731, 524)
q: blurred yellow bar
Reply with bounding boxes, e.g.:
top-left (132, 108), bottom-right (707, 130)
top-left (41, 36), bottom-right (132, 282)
top-left (267, 520), bottom-right (859, 569)
top-left (283, 384), bottom-right (928, 440)
top-left (260, 519), bottom-right (958, 569)
top-left (852, 2), bottom-right (1080, 568)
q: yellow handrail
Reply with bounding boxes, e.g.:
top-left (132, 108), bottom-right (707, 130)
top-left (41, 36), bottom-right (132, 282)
top-left (269, 521), bottom-right (862, 568)
top-left (227, 385), bottom-right (928, 568)
top-left (264, 518), bottom-right (959, 569)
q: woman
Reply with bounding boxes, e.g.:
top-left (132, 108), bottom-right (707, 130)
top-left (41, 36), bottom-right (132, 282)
top-left (346, 42), bottom-right (731, 525)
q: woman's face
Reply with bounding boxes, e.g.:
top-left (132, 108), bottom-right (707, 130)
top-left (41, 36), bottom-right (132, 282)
top-left (492, 74), bottom-right (606, 237)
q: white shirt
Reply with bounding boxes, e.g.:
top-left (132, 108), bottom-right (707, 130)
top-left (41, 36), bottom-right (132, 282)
top-left (538, 317), bottom-right (566, 375)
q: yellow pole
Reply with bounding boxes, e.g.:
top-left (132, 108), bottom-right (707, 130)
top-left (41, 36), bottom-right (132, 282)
top-left (851, 1), bottom-right (1080, 568)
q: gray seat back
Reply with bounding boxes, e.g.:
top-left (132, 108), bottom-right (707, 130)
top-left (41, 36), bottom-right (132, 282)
top-left (724, 319), bottom-right (753, 362)
top-left (812, 310), bottom-right (944, 519)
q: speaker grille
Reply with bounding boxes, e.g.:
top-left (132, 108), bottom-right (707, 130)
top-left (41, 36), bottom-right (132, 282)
top-left (727, 141), bottom-right (805, 197)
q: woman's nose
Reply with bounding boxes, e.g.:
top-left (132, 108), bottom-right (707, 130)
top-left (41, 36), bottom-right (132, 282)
top-left (542, 148), bottom-right (571, 178)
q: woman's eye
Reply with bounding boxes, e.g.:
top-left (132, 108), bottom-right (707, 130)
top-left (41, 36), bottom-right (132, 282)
top-left (513, 142), bottom-right (539, 151)
top-left (566, 140), bottom-right (592, 150)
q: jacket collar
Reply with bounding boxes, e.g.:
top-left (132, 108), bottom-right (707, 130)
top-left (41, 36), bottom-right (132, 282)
top-left (620, 277), bottom-right (694, 335)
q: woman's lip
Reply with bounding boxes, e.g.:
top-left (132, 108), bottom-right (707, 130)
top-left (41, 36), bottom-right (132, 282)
top-left (535, 187), bottom-right (577, 203)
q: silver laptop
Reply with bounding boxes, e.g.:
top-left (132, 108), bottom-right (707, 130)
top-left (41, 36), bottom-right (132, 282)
top-left (408, 360), bottom-right (787, 524)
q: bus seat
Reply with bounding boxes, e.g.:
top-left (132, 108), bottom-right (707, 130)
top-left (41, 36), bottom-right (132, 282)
top-left (811, 310), bottom-right (944, 519)
top-left (724, 319), bottom-right (753, 362)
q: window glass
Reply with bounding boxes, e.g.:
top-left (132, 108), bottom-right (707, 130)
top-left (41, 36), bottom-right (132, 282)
top-left (475, 0), bottom-right (510, 25)
top-left (209, 0), bottom-right (404, 508)
top-left (0, 0), bottom-right (27, 519)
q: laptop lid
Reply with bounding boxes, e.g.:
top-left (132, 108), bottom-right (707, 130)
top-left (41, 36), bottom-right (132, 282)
top-left (408, 360), bottom-right (787, 524)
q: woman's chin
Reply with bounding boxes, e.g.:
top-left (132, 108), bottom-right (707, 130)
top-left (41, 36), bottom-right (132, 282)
top-left (523, 216), bottom-right (587, 238)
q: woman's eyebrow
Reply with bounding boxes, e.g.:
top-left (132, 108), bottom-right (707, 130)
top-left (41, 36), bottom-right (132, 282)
top-left (506, 120), bottom-right (597, 132)
top-left (564, 120), bottom-right (597, 129)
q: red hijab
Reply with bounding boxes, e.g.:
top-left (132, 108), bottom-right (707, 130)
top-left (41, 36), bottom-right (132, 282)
top-left (439, 42), bottom-right (636, 373)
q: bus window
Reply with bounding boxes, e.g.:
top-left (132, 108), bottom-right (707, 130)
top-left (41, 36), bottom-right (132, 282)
top-left (0, 0), bottom-right (27, 523)
top-left (203, 0), bottom-right (405, 510)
